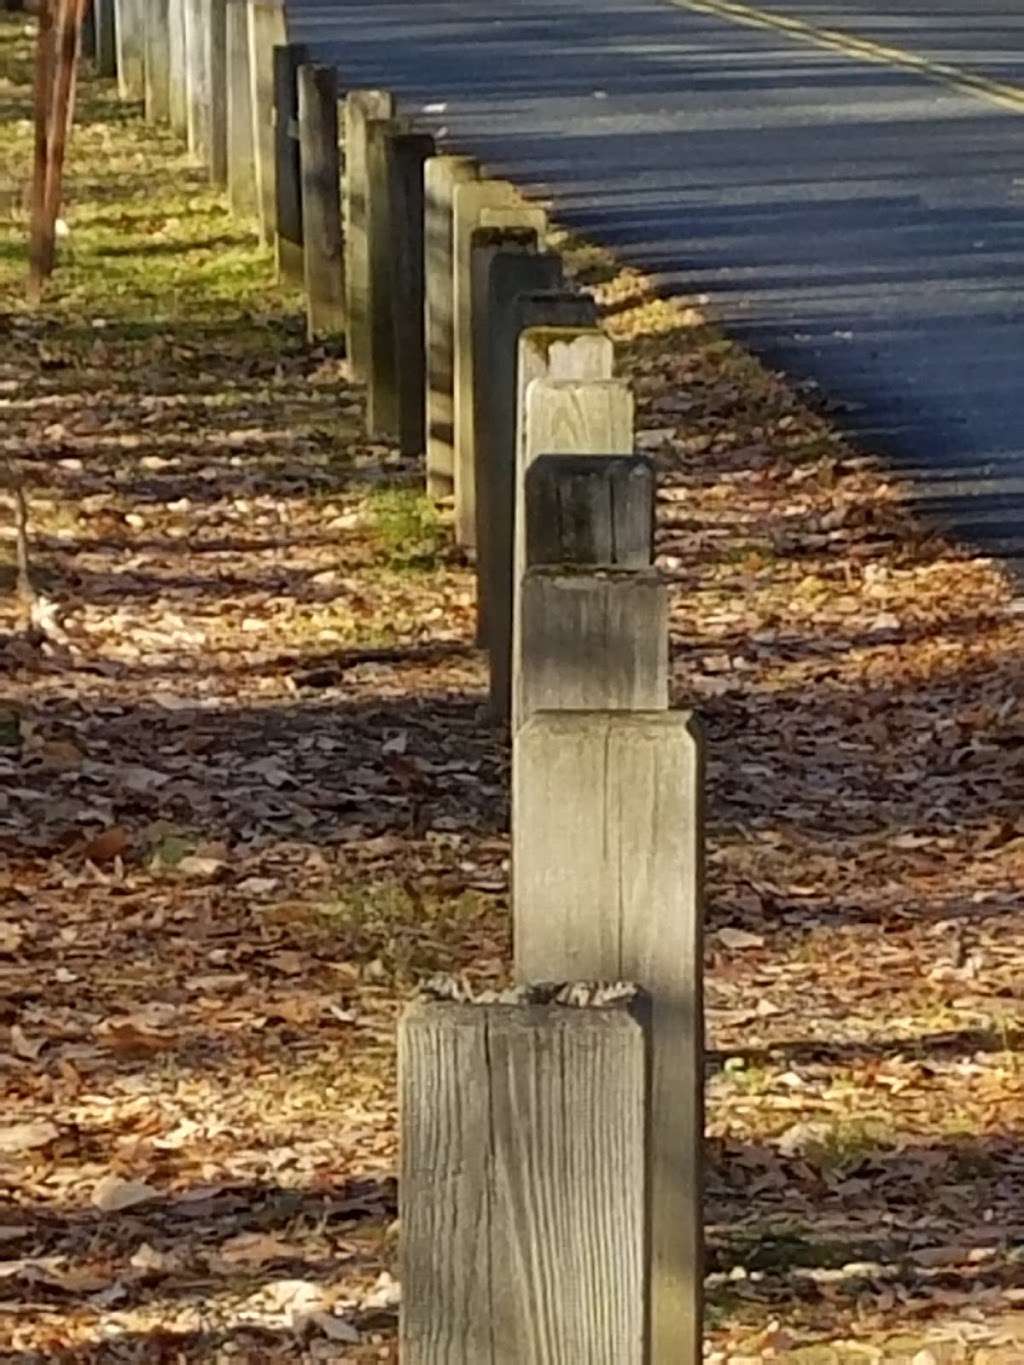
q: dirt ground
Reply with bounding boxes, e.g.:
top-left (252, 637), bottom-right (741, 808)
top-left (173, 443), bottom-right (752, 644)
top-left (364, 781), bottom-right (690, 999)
top-left (2, 14), bottom-right (1024, 1362)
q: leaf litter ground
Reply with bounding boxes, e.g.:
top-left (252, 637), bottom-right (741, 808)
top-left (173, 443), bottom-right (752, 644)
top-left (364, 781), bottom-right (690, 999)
top-left (2, 15), bottom-right (1024, 1363)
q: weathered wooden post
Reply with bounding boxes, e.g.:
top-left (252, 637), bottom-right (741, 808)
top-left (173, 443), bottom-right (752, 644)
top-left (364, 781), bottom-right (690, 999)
top-left (467, 226), bottom-right (538, 644)
top-left (387, 129), bottom-right (435, 456)
top-left (207, 0), bottom-right (228, 184)
top-left (517, 452), bottom-right (664, 723)
top-left (513, 711), bottom-right (705, 1364)
top-left (113, 0), bottom-right (144, 99)
top-left (225, 0), bottom-right (256, 217)
top-left (519, 569), bottom-right (668, 722)
top-left (273, 41), bottom-right (309, 282)
top-left (143, 0), bottom-right (170, 123)
top-left (511, 361), bottom-right (629, 731)
top-left (94, 0), bottom-right (117, 78)
top-left (525, 453), bottom-right (655, 568)
top-left (167, 0), bottom-right (187, 135)
top-left (451, 179), bottom-right (546, 547)
top-left (298, 62), bottom-right (345, 341)
top-left (401, 981), bottom-right (651, 1363)
top-left (424, 154), bottom-right (478, 497)
top-left (481, 262), bottom-right (599, 721)
top-left (184, 0), bottom-right (210, 160)
top-left (343, 89), bottom-right (394, 382)
top-left (248, 0), bottom-right (286, 246)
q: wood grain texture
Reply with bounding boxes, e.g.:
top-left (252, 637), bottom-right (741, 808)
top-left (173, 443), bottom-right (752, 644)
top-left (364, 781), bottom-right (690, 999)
top-left (184, 0), bottom-right (210, 157)
top-left (424, 155), bottom-right (479, 497)
top-left (207, 0), bottom-right (228, 184)
top-left (512, 373), bottom-right (632, 732)
top-left (400, 997), bottom-right (649, 1364)
top-left (450, 179), bottom-right (531, 547)
top-left (225, 0), bottom-right (256, 216)
top-left (518, 569), bottom-right (668, 724)
top-left (143, 0), bottom-right (170, 123)
top-left (481, 277), bottom-right (598, 723)
top-left (343, 89), bottom-right (394, 382)
top-left (114, 0), bottom-right (144, 99)
top-left (513, 711), bottom-right (705, 1363)
top-left (298, 63), bottom-right (345, 341)
top-left (247, 0), bottom-right (286, 245)
top-left (525, 454), bottom-right (654, 568)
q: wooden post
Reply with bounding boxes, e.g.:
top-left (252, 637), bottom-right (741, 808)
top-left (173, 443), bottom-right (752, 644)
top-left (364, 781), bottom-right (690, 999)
top-left (512, 362), bottom-right (630, 732)
top-left (114, 0), bottom-right (143, 99)
top-left (298, 62), bottom-right (345, 341)
top-left (273, 41), bottom-right (309, 281)
top-left (388, 129), bottom-right (435, 456)
top-left (167, 0), bottom-right (187, 135)
top-left (482, 260), bottom-right (599, 721)
top-left (525, 453), bottom-right (655, 568)
top-left (451, 179), bottom-right (546, 548)
top-left (365, 115), bottom-right (402, 437)
top-left (248, 0), bottom-right (286, 246)
top-left (207, 0), bottom-right (227, 184)
top-left (143, 0), bottom-right (170, 122)
top-left (513, 711), bottom-right (705, 1364)
top-left (401, 985), bottom-right (650, 1364)
top-left (424, 154), bottom-right (478, 497)
top-left (343, 89), bottom-right (394, 382)
top-left (225, 0), bottom-right (256, 216)
top-left (468, 226), bottom-right (538, 646)
top-left (519, 569), bottom-right (668, 723)
top-left (27, 0), bottom-right (56, 302)
top-left (94, 0), bottom-right (116, 78)
top-left (81, 0), bottom-right (95, 60)
top-left (184, 0), bottom-right (209, 159)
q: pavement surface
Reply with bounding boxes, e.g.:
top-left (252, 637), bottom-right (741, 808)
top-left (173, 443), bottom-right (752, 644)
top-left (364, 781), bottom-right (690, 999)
top-left (286, 1), bottom-right (1024, 560)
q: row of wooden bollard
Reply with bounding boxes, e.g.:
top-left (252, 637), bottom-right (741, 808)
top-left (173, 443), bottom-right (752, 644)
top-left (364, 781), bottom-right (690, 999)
top-left (100, 5), bottom-right (705, 1358)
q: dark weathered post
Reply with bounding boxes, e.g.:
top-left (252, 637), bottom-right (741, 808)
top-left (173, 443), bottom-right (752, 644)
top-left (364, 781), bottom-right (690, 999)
top-left (481, 263), bottom-right (599, 721)
top-left (298, 62), bottom-right (345, 341)
top-left (519, 569), bottom-right (668, 723)
top-left (451, 179), bottom-right (546, 548)
top-left (273, 41), bottom-right (309, 282)
top-left (525, 453), bottom-right (655, 569)
top-left (424, 154), bottom-right (478, 497)
top-left (94, 0), bottom-right (117, 78)
top-left (401, 983), bottom-right (651, 1364)
top-left (143, 0), bottom-right (170, 123)
top-left (364, 116), bottom-right (402, 437)
top-left (248, 0), bottom-right (286, 246)
top-left (513, 711), bottom-right (705, 1364)
top-left (343, 89), bottom-right (394, 382)
top-left (207, 0), bottom-right (227, 184)
top-left (114, 0), bottom-right (144, 99)
top-left (225, 0), bottom-right (256, 216)
top-left (387, 129), bottom-right (435, 456)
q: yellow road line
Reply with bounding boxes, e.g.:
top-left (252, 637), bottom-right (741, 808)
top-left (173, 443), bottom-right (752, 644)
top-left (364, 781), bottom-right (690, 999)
top-left (670, 0), bottom-right (1024, 115)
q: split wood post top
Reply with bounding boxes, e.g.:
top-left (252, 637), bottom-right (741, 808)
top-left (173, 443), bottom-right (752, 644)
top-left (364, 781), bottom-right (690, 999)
top-left (273, 41), bottom-right (309, 284)
top-left (225, 0), bottom-right (257, 218)
top-left (248, 0), bottom-right (286, 247)
top-left (513, 711), bottom-right (705, 1363)
top-left (424, 154), bottom-right (479, 498)
top-left (298, 62), bottom-right (345, 343)
top-left (451, 178), bottom-right (546, 548)
top-left (401, 984), bottom-right (651, 1364)
top-left (343, 89), bottom-right (395, 383)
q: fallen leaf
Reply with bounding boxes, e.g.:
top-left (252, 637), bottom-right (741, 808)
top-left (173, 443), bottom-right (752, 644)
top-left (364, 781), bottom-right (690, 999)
top-left (82, 826), bottom-right (130, 864)
top-left (92, 1175), bottom-right (159, 1213)
top-left (718, 927), bottom-right (765, 951)
top-left (0, 1122), bottom-right (59, 1154)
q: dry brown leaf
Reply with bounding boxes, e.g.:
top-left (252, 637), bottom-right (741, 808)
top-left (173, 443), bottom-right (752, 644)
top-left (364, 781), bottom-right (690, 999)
top-left (0, 1121), bottom-right (59, 1154)
top-left (91, 1175), bottom-right (159, 1213)
top-left (82, 826), bottom-right (130, 864)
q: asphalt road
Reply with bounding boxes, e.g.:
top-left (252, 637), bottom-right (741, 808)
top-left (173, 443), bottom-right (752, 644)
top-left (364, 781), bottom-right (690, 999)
top-left (286, 1), bottom-right (1024, 559)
